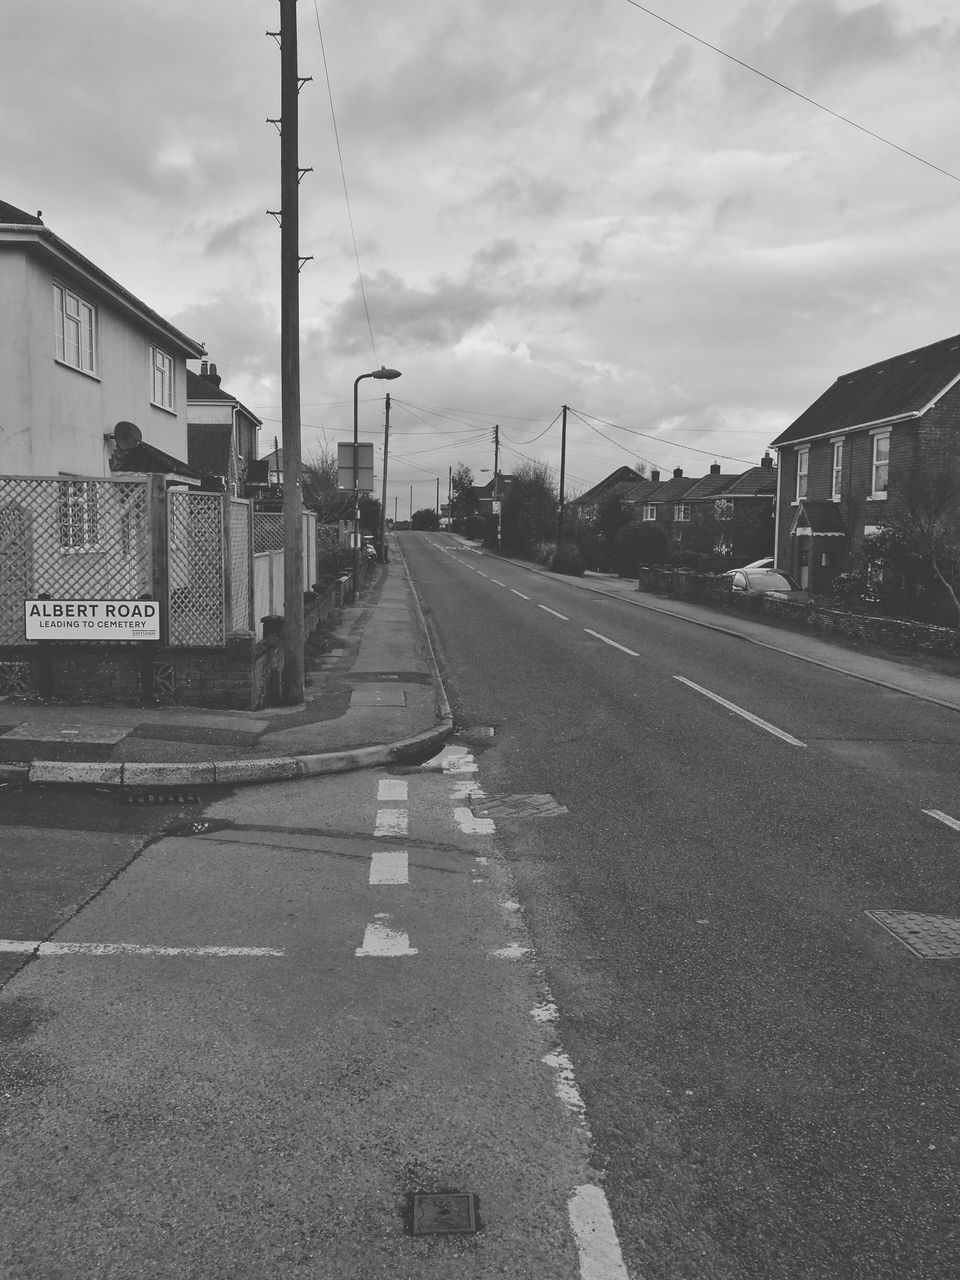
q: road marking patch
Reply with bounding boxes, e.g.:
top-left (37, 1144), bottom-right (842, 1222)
top-left (369, 850), bottom-right (409, 885)
top-left (923, 808), bottom-right (960, 833)
top-left (584, 629), bottom-right (639, 657)
top-left (511, 589), bottom-right (530, 599)
top-left (355, 914), bottom-right (418, 957)
top-left (538, 605), bottom-right (569, 620)
top-left (568, 1184), bottom-right (630, 1280)
top-left (0, 940), bottom-right (284, 957)
top-left (374, 806), bottom-right (408, 837)
top-left (674, 675), bottom-right (806, 747)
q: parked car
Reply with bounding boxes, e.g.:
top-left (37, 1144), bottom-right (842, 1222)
top-left (724, 557), bottom-right (774, 576)
top-left (730, 568), bottom-right (809, 601)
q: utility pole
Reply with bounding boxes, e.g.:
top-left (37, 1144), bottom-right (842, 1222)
top-left (557, 403), bottom-right (568, 545)
top-left (276, 0), bottom-right (304, 704)
top-left (378, 391), bottom-right (391, 561)
top-left (494, 423), bottom-right (501, 552)
top-left (435, 476), bottom-right (440, 515)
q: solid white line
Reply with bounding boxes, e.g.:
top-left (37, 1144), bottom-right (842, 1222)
top-left (568, 1185), bottom-right (630, 1280)
top-left (923, 809), bottom-right (960, 833)
top-left (674, 676), bottom-right (806, 747)
top-left (538, 605), bottom-right (569, 620)
top-left (510, 589), bottom-right (530, 599)
top-left (374, 807), bottom-right (408, 837)
top-left (378, 778), bottom-right (408, 802)
top-left (0, 940), bottom-right (284, 957)
top-left (369, 850), bottom-right (409, 884)
top-left (584, 629), bottom-right (639, 657)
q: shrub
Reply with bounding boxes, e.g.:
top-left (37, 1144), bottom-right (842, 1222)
top-left (552, 541), bottom-right (584, 576)
top-left (612, 521), bottom-right (667, 576)
top-left (577, 531), bottom-right (612, 572)
top-left (533, 539), bottom-right (557, 566)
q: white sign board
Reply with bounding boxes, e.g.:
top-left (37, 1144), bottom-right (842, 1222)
top-left (25, 599), bottom-right (160, 641)
top-left (337, 442), bottom-right (375, 492)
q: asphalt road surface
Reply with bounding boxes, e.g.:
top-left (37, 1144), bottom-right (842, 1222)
top-left (399, 531), bottom-right (960, 1280)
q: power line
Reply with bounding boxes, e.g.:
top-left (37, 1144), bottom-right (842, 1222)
top-left (312, 0), bottom-right (380, 362)
top-left (623, 0), bottom-right (960, 184)
top-left (570, 407), bottom-right (755, 466)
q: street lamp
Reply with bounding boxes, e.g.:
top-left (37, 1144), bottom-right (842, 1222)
top-left (353, 366), bottom-right (401, 594)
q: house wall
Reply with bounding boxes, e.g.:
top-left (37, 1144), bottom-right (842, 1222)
top-left (0, 248), bottom-right (190, 476)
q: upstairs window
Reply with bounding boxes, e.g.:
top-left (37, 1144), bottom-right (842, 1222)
top-left (831, 440), bottom-right (843, 501)
top-left (58, 480), bottom-right (100, 550)
top-left (53, 284), bottom-right (96, 374)
top-left (642, 504), bottom-right (656, 521)
top-left (871, 431), bottom-right (890, 497)
top-left (674, 503), bottom-right (691, 522)
top-left (151, 346), bottom-right (174, 410)
top-left (795, 446), bottom-right (809, 501)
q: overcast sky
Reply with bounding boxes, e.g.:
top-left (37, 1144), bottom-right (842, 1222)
top-left (6, 0), bottom-right (960, 514)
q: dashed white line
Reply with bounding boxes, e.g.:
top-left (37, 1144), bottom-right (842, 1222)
top-left (477, 571), bottom-right (489, 578)
top-left (923, 809), bottom-right (960, 833)
top-left (538, 605), bottom-right (569, 620)
top-left (674, 675), bottom-right (806, 747)
top-left (491, 579), bottom-right (506, 587)
top-left (378, 779), bottom-right (408, 803)
top-left (369, 850), bottom-right (409, 884)
top-left (584, 629), bottom-right (640, 657)
top-left (0, 940), bottom-right (284, 957)
top-left (453, 805), bottom-right (495, 835)
top-left (374, 807), bottom-right (408, 837)
top-left (511, 589), bottom-right (531, 599)
top-left (568, 1184), bottom-right (631, 1280)
top-left (355, 914), bottom-right (418, 957)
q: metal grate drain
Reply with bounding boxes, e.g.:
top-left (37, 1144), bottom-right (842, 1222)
top-left (470, 793), bottom-right (568, 820)
top-left (123, 790), bottom-right (201, 806)
top-left (866, 910), bottom-right (960, 958)
top-left (410, 1193), bottom-right (479, 1236)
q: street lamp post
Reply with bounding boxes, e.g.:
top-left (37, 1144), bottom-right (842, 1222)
top-left (353, 366), bottom-right (401, 595)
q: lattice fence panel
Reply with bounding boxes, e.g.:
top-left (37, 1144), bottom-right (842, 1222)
top-left (0, 476), bottom-right (150, 644)
top-left (167, 491), bottom-right (225, 647)
top-left (254, 512), bottom-right (284, 553)
top-left (228, 498), bottom-right (252, 632)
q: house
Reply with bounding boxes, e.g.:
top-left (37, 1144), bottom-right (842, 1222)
top-left (623, 467), bottom-right (697, 531)
top-left (567, 465), bottom-right (645, 517)
top-left (186, 360), bottom-right (262, 495)
top-left (769, 332), bottom-right (960, 591)
top-left (0, 199), bottom-right (205, 480)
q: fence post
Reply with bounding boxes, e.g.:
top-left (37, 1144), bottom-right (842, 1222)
top-left (147, 476), bottom-right (168, 644)
top-left (36, 592), bottom-right (54, 698)
top-left (220, 492), bottom-right (232, 642)
top-left (246, 501), bottom-right (255, 631)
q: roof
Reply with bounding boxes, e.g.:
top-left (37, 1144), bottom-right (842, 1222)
top-left (680, 472), bottom-right (737, 502)
top-left (110, 440), bottom-right (204, 483)
top-left (187, 369), bottom-right (236, 403)
top-left (571, 466), bottom-right (644, 506)
top-left (790, 500), bottom-right (847, 536)
top-left (187, 423), bottom-right (235, 478)
top-left (0, 198), bottom-right (205, 359)
top-left (715, 464), bottom-right (777, 498)
top-left (771, 332), bottom-right (960, 448)
top-left (641, 475), bottom-right (698, 505)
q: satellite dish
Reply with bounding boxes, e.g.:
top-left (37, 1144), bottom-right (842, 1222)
top-left (114, 421), bottom-right (142, 451)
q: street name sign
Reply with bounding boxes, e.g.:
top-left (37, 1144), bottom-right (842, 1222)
top-left (25, 599), bottom-right (160, 640)
top-left (337, 441), bottom-right (374, 492)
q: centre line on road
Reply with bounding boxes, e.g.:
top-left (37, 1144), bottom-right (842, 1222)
top-left (539, 605), bottom-right (569, 620)
top-left (369, 850), bottom-right (409, 884)
top-left (674, 675), bottom-right (806, 747)
top-left (584, 629), bottom-right (640, 657)
top-left (923, 809), bottom-right (960, 833)
top-left (0, 940), bottom-right (285, 957)
top-left (491, 579), bottom-right (506, 586)
top-left (511, 589), bottom-right (530, 599)
top-left (477, 571), bottom-right (489, 578)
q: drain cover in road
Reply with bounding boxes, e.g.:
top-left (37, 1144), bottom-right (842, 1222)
top-left (410, 1193), bottom-right (479, 1236)
top-left (470, 793), bottom-right (568, 820)
top-left (866, 910), bottom-right (960, 958)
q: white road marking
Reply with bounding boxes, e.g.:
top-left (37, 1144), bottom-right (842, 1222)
top-left (355, 913), bottom-right (418, 957)
top-left (923, 809), bottom-right (960, 833)
top-left (674, 675), bottom-right (807, 747)
top-left (0, 940), bottom-right (284, 957)
top-left (377, 778), bottom-right (408, 802)
top-left (538, 605), bottom-right (569, 620)
top-left (369, 850), bottom-right (409, 884)
top-left (374, 806), bottom-right (408, 837)
top-left (453, 805), bottom-right (495, 834)
top-left (491, 579), bottom-right (506, 586)
top-left (477, 571), bottom-right (489, 578)
top-left (568, 1185), bottom-right (631, 1280)
top-left (511, 589), bottom-right (530, 599)
top-left (542, 1049), bottom-right (590, 1126)
top-left (584, 629), bottom-right (640, 657)
top-left (492, 944), bottom-right (531, 959)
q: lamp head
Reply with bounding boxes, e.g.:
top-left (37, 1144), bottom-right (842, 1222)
top-left (371, 366), bottom-right (402, 380)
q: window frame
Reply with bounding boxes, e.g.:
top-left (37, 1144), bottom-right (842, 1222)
top-left (642, 504), bottom-right (657, 522)
top-left (795, 445), bottom-right (809, 501)
top-left (871, 430), bottom-right (890, 499)
top-left (831, 439), bottom-right (843, 501)
top-left (53, 283), bottom-right (96, 375)
top-left (151, 345), bottom-right (175, 411)
top-left (674, 503), bottom-right (691, 522)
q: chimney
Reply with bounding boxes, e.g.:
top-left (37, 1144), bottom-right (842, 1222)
top-left (200, 359), bottom-right (209, 379)
top-left (673, 467), bottom-right (683, 479)
top-left (207, 362), bottom-right (222, 388)
top-left (760, 452), bottom-right (773, 470)
top-left (650, 469), bottom-right (660, 483)
top-left (710, 462), bottom-right (721, 475)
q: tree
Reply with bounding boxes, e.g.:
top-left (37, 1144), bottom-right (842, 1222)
top-left (500, 461), bottom-right (558, 557)
top-left (302, 447), bottom-right (353, 524)
top-left (876, 457), bottom-right (960, 626)
top-left (411, 507), bottom-right (440, 530)
top-left (450, 463), bottom-right (478, 526)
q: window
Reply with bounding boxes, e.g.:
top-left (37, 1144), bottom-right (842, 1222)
top-left (714, 499), bottom-right (734, 520)
top-left (674, 503), bottom-right (691, 522)
top-left (151, 346), bottom-right (174, 409)
top-left (642, 504), bottom-right (656, 521)
top-left (871, 431), bottom-right (889, 497)
top-left (58, 480), bottom-right (99, 550)
top-left (831, 440), bottom-right (843, 501)
top-left (53, 284), bottom-right (96, 374)
top-left (795, 446), bottom-right (809, 501)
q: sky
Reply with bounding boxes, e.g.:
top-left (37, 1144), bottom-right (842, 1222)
top-left (5, 0), bottom-right (960, 516)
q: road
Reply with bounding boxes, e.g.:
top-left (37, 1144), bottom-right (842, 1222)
top-left (398, 532), bottom-right (960, 1280)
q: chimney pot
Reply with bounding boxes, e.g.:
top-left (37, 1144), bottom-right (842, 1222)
top-left (761, 452), bottom-right (773, 469)
top-left (650, 469), bottom-right (660, 483)
top-left (207, 362), bottom-right (222, 388)
top-left (200, 360), bottom-right (209, 378)
top-left (673, 467), bottom-right (683, 479)
top-left (710, 462), bottom-right (721, 475)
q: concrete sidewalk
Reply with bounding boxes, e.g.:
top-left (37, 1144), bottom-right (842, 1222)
top-left (0, 542), bottom-right (453, 789)
top-left (465, 539), bottom-right (960, 715)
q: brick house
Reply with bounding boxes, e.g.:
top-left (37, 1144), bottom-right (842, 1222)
top-left (770, 333), bottom-right (960, 592)
top-left (623, 467), bottom-right (697, 533)
top-left (186, 360), bottom-right (262, 495)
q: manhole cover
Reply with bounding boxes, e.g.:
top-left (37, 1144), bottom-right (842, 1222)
top-left (410, 1193), bottom-right (479, 1236)
top-left (866, 910), bottom-right (960, 958)
top-left (470, 793), bottom-right (568, 820)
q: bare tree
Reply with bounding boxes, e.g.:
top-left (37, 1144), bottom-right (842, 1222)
top-left (302, 447), bottom-right (353, 525)
top-left (887, 457), bottom-right (960, 626)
